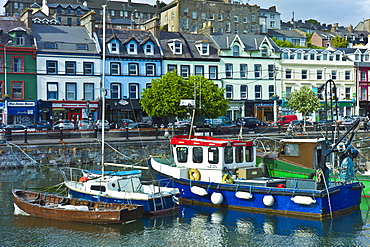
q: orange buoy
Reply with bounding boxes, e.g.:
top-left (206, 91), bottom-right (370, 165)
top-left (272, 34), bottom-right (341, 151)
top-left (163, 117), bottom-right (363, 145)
top-left (79, 177), bottom-right (89, 182)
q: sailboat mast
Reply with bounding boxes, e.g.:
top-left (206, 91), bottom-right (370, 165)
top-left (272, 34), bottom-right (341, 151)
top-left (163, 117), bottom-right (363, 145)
top-left (101, 4), bottom-right (106, 176)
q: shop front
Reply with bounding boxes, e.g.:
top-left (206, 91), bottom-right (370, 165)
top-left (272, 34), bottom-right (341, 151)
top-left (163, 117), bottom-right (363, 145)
top-left (51, 101), bottom-right (98, 125)
top-left (106, 99), bottom-right (142, 125)
top-left (0, 102), bottom-right (4, 124)
top-left (7, 101), bottom-right (37, 126)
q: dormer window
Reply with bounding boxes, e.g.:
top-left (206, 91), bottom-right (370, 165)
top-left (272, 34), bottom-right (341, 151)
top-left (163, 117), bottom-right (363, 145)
top-left (195, 43), bottom-right (209, 56)
top-left (128, 43), bottom-right (137, 54)
top-left (15, 32), bottom-right (25, 46)
top-left (168, 40), bottom-right (182, 55)
top-left (261, 47), bottom-right (268, 57)
top-left (45, 42), bottom-right (57, 49)
top-left (77, 44), bottom-right (87, 50)
top-left (110, 42), bottom-right (119, 53)
top-left (232, 45), bottom-right (239, 56)
top-left (144, 43), bottom-right (154, 55)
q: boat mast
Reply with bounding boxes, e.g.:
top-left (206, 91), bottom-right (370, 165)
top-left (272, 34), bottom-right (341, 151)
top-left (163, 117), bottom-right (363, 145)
top-left (101, 5), bottom-right (106, 177)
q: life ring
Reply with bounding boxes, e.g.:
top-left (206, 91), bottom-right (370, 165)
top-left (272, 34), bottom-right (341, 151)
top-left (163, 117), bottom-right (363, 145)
top-left (222, 173), bottom-right (234, 184)
top-left (79, 176), bottom-right (89, 182)
top-left (189, 168), bottom-right (201, 181)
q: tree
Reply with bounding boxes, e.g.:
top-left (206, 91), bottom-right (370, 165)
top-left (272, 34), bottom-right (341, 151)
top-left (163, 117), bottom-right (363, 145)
top-left (332, 36), bottom-right (348, 48)
top-left (287, 86), bottom-right (320, 131)
top-left (140, 70), bottom-right (192, 132)
top-left (271, 37), bottom-right (297, 48)
top-left (186, 75), bottom-right (229, 118)
top-left (140, 72), bottom-right (228, 134)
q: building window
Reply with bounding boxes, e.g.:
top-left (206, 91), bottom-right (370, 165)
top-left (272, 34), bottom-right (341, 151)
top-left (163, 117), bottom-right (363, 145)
top-left (168, 41), bottom-right (182, 54)
top-left (195, 65), bottom-right (204, 76)
top-left (251, 14), bottom-right (255, 22)
top-left (110, 62), bottom-right (120, 75)
top-left (254, 64), bottom-right (261, 79)
top-left (201, 12), bottom-right (205, 19)
top-left (226, 22), bottom-right (230, 32)
top-left (66, 83), bottom-right (76, 100)
top-left (67, 18), bottom-right (72, 26)
top-left (226, 85), bottom-right (233, 99)
top-left (268, 85), bottom-right (274, 98)
top-left (233, 46), bottom-right (239, 56)
top-left (0, 57), bottom-right (2, 73)
top-left (12, 57), bottom-right (23, 73)
top-left (361, 71), bottom-right (366, 81)
top-left (111, 10), bottom-right (115, 16)
top-left (65, 61), bottom-right (76, 74)
top-left (77, 44), bottom-right (87, 50)
top-left (67, 7), bottom-right (72, 15)
top-left (243, 16), bottom-right (247, 23)
top-left (302, 69), bottom-right (308, 79)
top-left (225, 63), bottom-right (233, 78)
top-left (168, 64), bottom-right (177, 72)
top-left (128, 43), bottom-right (137, 54)
top-left (144, 44), bottom-right (153, 55)
top-left (192, 11), bottom-right (197, 19)
top-left (268, 65), bottom-right (275, 79)
top-left (251, 24), bottom-right (255, 33)
top-left (47, 82), bottom-right (58, 100)
top-left (345, 71), bottom-right (351, 80)
top-left (0, 81), bottom-right (2, 97)
top-left (12, 82), bottom-right (23, 99)
top-left (261, 47), bottom-right (268, 57)
top-left (83, 83), bottom-right (94, 101)
top-left (83, 62), bottom-right (93, 75)
top-left (129, 83), bottom-right (139, 99)
top-left (361, 87), bottom-right (367, 101)
top-left (128, 63), bottom-right (138, 76)
top-left (240, 64), bottom-right (247, 78)
top-left (110, 83), bottom-right (121, 99)
top-left (15, 33), bottom-right (25, 46)
top-left (209, 66), bottom-right (217, 80)
top-left (240, 85), bottom-right (247, 99)
top-left (331, 70), bottom-right (337, 80)
top-left (286, 86), bottom-right (292, 98)
top-left (345, 87), bottom-right (351, 99)
top-left (255, 85), bottom-right (261, 99)
top-left (47, 61), bottom-right (57, 74)
top-left (317, 70), bottom-right (322, 80)
top-left (210, 13), bottom-right (214, 20)
top-left (146, 63), bottom-right (155, 76)
top-left (218, 13), bottom-right (223, 21)
top-left (111, 42), bottom-right (118, 53)
top-left (234, 16), bottom-right (238, 22)
top-left (180, 65), bottom-right (190, 78)
top-left (183, 18), bottom-right (189, 29)
top-left (183, 7), bottom-right (188, 15)
top-left (285, 69), bottom-right (292, 79)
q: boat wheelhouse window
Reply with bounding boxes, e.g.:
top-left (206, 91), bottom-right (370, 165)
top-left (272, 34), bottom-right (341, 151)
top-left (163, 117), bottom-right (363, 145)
top-left (281, 143), bottom-right (300, 156)
top-left (193, 147), bottom-right (203, 163)
top-left (208, 147), bottom-right (219, 164)
top-left (224, 147), bottom-right (233, 164)
top-left (235, 146), bottom-right (243, 163)
top-left (176, 147), bottom-right (188, 163)
top-left (90, 185), bottom-right (106, 192)
top-left (245, 146), bottom-right (253, 162)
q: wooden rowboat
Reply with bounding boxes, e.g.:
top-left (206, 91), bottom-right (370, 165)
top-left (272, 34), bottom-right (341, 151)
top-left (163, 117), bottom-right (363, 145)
top-left (12, 189), bottom-right (144, 224)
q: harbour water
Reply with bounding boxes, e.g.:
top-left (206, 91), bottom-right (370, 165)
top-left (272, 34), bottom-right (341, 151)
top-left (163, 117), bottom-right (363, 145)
top-left (1, 167), bottom-right (370, 247)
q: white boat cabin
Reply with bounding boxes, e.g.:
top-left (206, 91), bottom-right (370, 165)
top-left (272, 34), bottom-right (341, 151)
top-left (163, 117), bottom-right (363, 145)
top-left (170, 135), bottom-right (256, 183)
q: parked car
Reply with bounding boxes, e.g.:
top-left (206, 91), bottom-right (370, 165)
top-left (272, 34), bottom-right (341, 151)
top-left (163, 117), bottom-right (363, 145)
top-left (275, 115), bottom-right (298, 126)
top-left (288, 120), bottom-right (313, 132)
top-left (204, 117), bottom-right (234, 127)
top-left (36, 120), bottom-right (52, 130)
top-left (168, 118), bottom-right (191, 128)
top-left (117, 119), bottom-right (134, 128)
top-left (128, 122), bottom-right (153, 129)
top-left (3, 124), bottom-right (27, 132)
top-left (94, 120), bottom-right (110, 130)
top-left (77, 120), bottom-right (93, 130)
top-left (235, 117), bottom-right (267, 129)
top-left (141, 116), bottom-right (153, 126)
top-left (53, 120), bottom-right (75, 130)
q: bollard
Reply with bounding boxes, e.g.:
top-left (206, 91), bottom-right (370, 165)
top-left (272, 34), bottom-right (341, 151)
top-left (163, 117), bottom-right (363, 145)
top-left (59, 127), bottom-right (63, 141)
top-left (126, 126), bottom-right (129, 140)
top-left (94, 126), bottom-right (98, 138)
top-left (5, 128), bottom-right (12, 141)
top-left (209, 125), bottom-right (212, 136)
top-left (24, 127), bottom-right (28, 143)
top-left (155, 125), bottom-right (159, 139)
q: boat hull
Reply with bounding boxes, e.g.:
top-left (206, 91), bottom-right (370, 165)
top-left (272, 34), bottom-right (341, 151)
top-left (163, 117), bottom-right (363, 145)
top-left (12, 189), bottom-right (144, 224)
top-left (67, 187), bottom-right (178, 215)
top-left (149, 159), bottom-right (363, 219)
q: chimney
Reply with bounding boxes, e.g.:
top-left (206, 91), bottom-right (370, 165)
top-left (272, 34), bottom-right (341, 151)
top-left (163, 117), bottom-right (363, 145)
top-left (20, 8), bottom-right (33, 28)
top-left (80, 11), bottom-right (96, 39)
top-left (128, 0), bottom-right (132, 7)
top-left (269, 6), bottom-right (276, 12)
top-left (346, 24), bottom-right (354, 33)
top-left (156, 0), bottom-right (160, 9)
top-left (145, 16), bottom-right (160, 39)
top-left (331, 23), bottom-right (338, 33)
top-left (198, 21), bottom-right (213, 36)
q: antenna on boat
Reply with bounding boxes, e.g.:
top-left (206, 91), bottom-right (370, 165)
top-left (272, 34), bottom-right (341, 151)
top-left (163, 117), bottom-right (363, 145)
top-left (180, 99), bottom-right (195, 138)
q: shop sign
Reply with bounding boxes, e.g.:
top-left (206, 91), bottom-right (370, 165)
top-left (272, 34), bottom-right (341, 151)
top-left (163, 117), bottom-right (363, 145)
top-left (52, 103), bottom-right (98, 108)
top-left (8, 101), bottom-right (35, 107)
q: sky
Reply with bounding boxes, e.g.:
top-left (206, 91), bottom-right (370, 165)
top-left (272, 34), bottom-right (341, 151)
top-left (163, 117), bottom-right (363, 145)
top-left (0, 0), bottom-right (368, 27)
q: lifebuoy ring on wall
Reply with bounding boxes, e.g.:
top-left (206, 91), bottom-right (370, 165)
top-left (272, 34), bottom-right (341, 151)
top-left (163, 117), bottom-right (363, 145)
top-left (189, 168), bottom-right (201, 181)
top-left (222, 173), bottom-right (234, 184)
top-left (79, 176), bottom-right (89, 182)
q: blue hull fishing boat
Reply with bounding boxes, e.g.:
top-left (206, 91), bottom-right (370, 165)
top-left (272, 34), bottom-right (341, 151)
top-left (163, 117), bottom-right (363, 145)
top-left (61, 167), bottom-right (179, 215)
top-left (149, 132), bottom-right (364, 218)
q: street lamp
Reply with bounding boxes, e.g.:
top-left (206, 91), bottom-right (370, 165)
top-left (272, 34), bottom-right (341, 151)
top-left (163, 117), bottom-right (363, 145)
top-left (131, 9), bottom-right (137, 29)
top-left (3, 40), bottom-right (12, 125)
